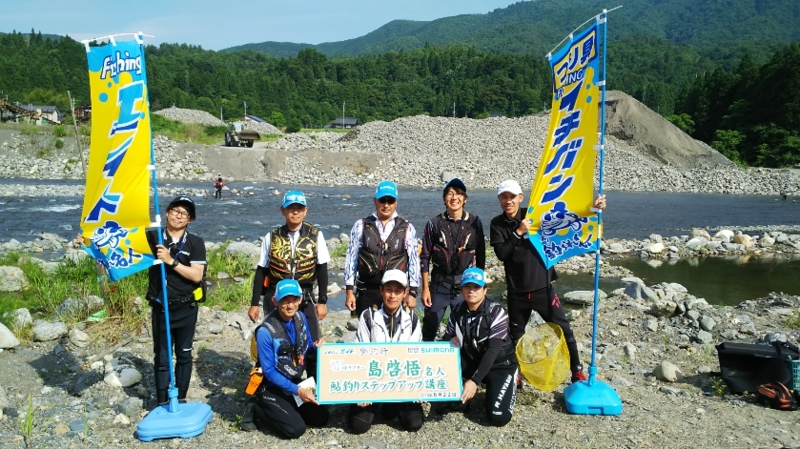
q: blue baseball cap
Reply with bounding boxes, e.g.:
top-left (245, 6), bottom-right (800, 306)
top-left (282, 190), bottom-right (307, 208)
top-left (275, 279), bottom-right (303, 301)
top-left (460, 267), bottom-right (486, 287)
top-left (375, 180), bottom-right (398, 199)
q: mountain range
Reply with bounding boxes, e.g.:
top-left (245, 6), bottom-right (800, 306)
top-left (225, 0), bottom-right (800, 58)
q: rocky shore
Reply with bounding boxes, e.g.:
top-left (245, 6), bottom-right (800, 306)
top-left (1, 242), bottom-right (800, 448)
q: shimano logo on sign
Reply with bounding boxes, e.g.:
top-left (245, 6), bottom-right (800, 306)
top-left (100, 51), bottom-right (142, 79)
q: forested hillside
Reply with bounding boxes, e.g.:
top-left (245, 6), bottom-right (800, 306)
top-left (0, 0), bottom-right (798, 167)
top-left (229, 0), bottom-right (800, 61)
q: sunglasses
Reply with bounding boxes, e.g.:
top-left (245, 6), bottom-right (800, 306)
top-left (377, 197), bottom-right (396, 204)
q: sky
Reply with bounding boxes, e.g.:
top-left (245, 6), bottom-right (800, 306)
top-left (1, 0), bottom-right (521, 51)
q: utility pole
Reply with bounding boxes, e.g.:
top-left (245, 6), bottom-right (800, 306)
top-left (244, 101), bottom-right (247, 120)
top-left (342, 101), bottom-right (345, 129)
top-left (220, 106), bottom-right (223, 121)
top-left (66, 91), bottom-right (87, 177)
top-left (453, 102), bottom-right (456, 118)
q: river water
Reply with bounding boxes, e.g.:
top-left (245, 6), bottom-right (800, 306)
top-left (1, 179), bottom-right (798, 306)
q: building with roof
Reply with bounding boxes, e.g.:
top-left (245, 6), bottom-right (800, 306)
top-left (325, 117), bottom-right (358, 129)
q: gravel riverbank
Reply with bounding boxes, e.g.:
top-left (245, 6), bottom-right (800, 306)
top-left (1, 225), bottom-right (800, 448)
top-left (2, 281), bottom-right (800, 449)
top-left (1, 91), bottom-right (798, 196)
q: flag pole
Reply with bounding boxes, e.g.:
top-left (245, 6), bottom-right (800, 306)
top-left (135, 31), bottom-right (212, 442)
top-left (562, 9), bottom-right (622, 416)
top-left (589, 8), bottom-right (610, 387)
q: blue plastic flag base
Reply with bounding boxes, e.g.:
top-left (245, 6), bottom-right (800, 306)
top-left (136, 402), bottom-right (213, 442)
top-left (564, 377), bottom-right (623, 416)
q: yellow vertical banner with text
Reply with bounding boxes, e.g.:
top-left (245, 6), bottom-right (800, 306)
top-left (525, 24), bottom-right (601, 269)
top-left (80, 36), bottom-right (155, 281)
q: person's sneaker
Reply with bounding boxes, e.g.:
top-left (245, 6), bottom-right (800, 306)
top-left (571, 370), bottom-right (588, 383)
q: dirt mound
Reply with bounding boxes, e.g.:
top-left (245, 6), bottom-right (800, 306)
top-left (605, 90), bottom-right (734, 168)
top-left (153, 107), bottom-right (225, 126)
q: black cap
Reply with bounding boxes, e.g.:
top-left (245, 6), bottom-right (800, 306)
top-left (444, 177), bottom-right (467, 193)
top-left (167, 196), bottom-right (196, 220)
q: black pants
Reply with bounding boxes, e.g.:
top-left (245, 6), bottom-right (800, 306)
top-left (214, 187), bottom-right (222, 199)
top-left (435, 363), bottom-right (517, 426)
top-left (253, 386), bottom-right (329, 439)
top-left (507, 288), bottom-right (581, 373)
top-left (151, 302), bottom-right (198, 399)
top-left (422, 279), bottom-right (463, 341)
top-left (355, 287), bottom-right (382, 317)
top-left (347, 402), bottom-right (423, 434)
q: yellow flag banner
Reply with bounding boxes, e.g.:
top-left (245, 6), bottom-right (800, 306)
top-left (525, 24), bottom-right (601, 269)
top-left (80, 36), bottom-right (155, 281)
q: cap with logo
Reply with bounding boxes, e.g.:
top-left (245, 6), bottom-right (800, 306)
top-left (167, 196), bottom-right (196, 219)
top-left (497, 180), bottom-right (523, 196)
top-left (375, 180), bottom-right (399, 199)
top-left (275, 279), bottom-right (303, 301)
top-left (460, 267), bottom-right (486, 287)
top-left (381, 269), bottom-right (408, 287)
top-left (282, 190), bottom-right (308, 208)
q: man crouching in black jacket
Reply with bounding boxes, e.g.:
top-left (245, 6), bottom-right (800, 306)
top-left (436, 267), bottom-right (517, 426)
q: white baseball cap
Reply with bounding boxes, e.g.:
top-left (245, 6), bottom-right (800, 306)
top-left (497, 180), bottom-right (523, 196)
top-left (381, 269), bottom-right (408, 287)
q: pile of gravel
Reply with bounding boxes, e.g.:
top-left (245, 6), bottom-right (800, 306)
top-left (153, 107), bottom-right (224, 126)
top-left (265, 111), bottom-right (799, 195)
top-left (243, 121), bottom-right (282, 135)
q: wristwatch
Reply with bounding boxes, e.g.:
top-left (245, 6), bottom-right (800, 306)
top-left (171, 258), bottom-right (179, 267)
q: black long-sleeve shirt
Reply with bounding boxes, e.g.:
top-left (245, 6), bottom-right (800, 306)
top-left (489, 208), bottom-right (556, 293)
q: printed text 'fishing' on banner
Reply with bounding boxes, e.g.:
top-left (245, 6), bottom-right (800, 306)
top-left (525, 24), bottom-right (601, 269)
top-left (80, 37), bottom-right (155, 281)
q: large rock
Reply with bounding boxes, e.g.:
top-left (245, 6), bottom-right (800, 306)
top-left (56, 296), bottom-right (104, 320)
top-left (223, 241), bottom-right (261, 263)
top-left (699, 316), bottom-right (717, 332)
top-left (713, 230), bottom-right (734, 242)
top-left (104, 368), bottom-right (143, 388)
top-left (68, 328), bottom-right (90, 348)
top-left (32, 320), bottom-right (68, 342)
top-left (732, 233), bottom-right (753, 248)
top-left (563, 290), bottom-right (607, 305)
top-left (0, 322), bottom-right (20, 348)
top-left (9, 308), bottom-right (32, 328)
top-left (691, 229), bottom-right (711, 239)
top-left (686, 237), bottom-right (709, 250)
top-left (624, 281), bottom-right (656, 300)
top-left (653, 361), bottom-right (684, 382)
top-left (643, 242), bottom-right (665, 254)
top-left (0, 266), bottom-right (28, 292)
top-left (649, 301), bottom-right (678, 318)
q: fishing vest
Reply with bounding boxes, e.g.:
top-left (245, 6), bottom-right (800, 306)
top-left (267, 223), bottom-right (319, 287)
top-left (357, 216), bottom-right (409, 287)
top-left (258, 310), bottom-right (309, 381)
top-left (452, 300), bottom-right (514, 366)
top-left (429, 211), bottom-right (478, 280)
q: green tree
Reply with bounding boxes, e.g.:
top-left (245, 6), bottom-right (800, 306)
top-left (285, 118), bottom-right (303, 133)
top-left (665, 113), bottom-right (695, 135)
top-left (268, 111), bottom-right (286, 128)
